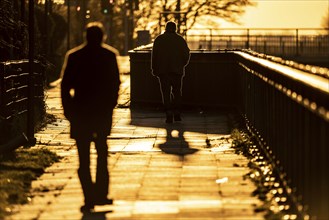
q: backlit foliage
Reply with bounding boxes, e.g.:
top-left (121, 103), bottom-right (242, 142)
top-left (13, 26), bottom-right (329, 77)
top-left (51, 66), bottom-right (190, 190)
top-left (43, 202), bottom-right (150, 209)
top-left (135, 0), bottom-right (256, 37)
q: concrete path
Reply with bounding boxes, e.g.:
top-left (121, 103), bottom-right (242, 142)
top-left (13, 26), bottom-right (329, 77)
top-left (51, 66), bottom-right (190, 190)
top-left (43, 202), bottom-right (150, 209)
top-left (7, 62), bottom-right (263, 220)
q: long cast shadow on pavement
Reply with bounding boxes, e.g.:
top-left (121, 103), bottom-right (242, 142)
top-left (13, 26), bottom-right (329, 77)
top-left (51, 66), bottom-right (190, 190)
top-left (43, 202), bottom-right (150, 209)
top-left (158, 124), bottom-right (199, 156)
top-left (129, 107), bottom-right (232, 156)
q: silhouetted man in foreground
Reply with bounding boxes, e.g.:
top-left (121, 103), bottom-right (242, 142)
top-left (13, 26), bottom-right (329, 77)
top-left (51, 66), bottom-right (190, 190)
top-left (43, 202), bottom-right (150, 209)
top-left (61, 22), bottom-right (120, 213)
top-left (151, 21), bottom-right (190, 123)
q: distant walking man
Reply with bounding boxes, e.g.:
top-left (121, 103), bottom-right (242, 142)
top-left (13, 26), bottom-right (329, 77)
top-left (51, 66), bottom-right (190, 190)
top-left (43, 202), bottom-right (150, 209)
top-left (151, 21), bottom-right (190, 123)
top-left (61, 22), bottom-right (120, 213)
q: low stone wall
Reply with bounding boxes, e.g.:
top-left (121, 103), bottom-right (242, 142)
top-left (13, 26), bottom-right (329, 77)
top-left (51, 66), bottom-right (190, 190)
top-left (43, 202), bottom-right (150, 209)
top-left (129, 50), bottom-right (241, 109)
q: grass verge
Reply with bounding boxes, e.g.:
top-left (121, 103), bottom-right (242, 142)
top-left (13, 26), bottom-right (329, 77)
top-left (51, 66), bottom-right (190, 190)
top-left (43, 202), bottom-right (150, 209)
top-left (0, 148), bottom-right (61, 218)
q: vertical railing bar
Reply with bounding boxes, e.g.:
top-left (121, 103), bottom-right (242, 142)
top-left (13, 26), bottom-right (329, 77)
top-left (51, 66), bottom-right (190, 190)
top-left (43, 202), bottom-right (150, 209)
top-left (27, 0), bottom-right (36, 145)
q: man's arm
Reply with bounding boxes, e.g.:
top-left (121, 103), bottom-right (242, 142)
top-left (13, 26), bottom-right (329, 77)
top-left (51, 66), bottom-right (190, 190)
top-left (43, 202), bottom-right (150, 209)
top-left (183, 39), bottom-right (191, 66)
top-left (109, 53), bottom-right (121, 109)
top-left (60, 53), bottom-right (75, 120)
top-left (151, 40), bottom-right (159, 76)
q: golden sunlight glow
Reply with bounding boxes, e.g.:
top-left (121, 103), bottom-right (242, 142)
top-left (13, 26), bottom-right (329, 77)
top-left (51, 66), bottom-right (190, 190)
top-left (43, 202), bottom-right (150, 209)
top-left (223, 0), bottom-right (329, 28)
top-left (170, 130), bottom-right (180, 138)
top-left (39, 0), bottom-right (328, 29)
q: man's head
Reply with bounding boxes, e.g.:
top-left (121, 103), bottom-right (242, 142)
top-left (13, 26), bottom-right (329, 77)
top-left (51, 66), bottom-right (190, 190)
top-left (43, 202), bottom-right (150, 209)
top-left (86, 22), bottom-right (106, 45)
top-left (165, 21), bottom-right (177, 33)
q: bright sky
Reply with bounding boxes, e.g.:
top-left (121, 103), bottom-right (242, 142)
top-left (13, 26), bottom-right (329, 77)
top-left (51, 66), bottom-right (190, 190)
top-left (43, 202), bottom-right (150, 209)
top-left (51, 0), bottom-right (329, 29)
top-left (222, 0), bottom-right (329, 28)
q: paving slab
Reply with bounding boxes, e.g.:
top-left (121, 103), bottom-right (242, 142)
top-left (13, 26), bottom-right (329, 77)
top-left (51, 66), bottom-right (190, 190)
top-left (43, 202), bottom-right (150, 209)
top-left (6, 57), bottom-right (264, 220)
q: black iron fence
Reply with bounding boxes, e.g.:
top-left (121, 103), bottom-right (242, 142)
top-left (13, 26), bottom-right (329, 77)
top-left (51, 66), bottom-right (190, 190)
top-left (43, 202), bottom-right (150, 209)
top-left (237, 52), bottom-right (329, 219)
top-left (0, 60), bottom-right (45, 153)
top-left (129, 48), bottom-right (329, 219)
top-left (186, 28), bottom-right (329, 61)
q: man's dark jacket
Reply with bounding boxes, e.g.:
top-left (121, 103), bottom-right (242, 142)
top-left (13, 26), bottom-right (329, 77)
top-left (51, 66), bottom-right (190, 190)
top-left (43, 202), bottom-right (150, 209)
top-left (61, 43), bottom-right (120, 139)
top-left (151, 31), bottom-right (190, 76)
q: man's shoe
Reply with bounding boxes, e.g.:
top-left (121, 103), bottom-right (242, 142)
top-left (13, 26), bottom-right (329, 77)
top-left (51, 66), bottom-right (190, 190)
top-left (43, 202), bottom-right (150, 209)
top-left (166, 115), bottom-right (173, 123)
top-left (94, 198), bottom-right (113, 205)
top-left (165, 112), bottom-right (173, 123)
top-left (174, 114), bottom-right (181, 121)
top-left (80, 204), bottom-right (94, 213)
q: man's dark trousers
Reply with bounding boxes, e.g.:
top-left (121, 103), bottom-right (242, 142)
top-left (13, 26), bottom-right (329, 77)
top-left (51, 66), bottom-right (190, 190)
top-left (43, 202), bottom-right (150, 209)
top-left (76, 134), bottom-right (109, 205)
top-left (158, 73), bottom-right (183, 116)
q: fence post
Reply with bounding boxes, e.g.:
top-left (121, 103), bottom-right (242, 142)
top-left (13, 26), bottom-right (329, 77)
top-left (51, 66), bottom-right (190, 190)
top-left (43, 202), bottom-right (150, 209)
top-left (67, 0), bottom-right (70, 50)
top-left (246, 29), bottom-right (250, 48)
top-left (27, 0), bottom-right (36, 145)
top-left (209, 28), bottom-right (212, 50)
top-left (296, 29), bottom-right (299, 56)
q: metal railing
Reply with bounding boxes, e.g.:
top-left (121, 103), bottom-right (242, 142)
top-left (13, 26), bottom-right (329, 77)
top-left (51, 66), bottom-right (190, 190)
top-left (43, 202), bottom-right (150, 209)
top-left (0, 60), bottom-right (45, 153)
top-left (186, 28), bottom-right (329, 59)
top-left (237, 51), bottom-right (329, 219)
top-left (129, 47), bottom-right (329, 218)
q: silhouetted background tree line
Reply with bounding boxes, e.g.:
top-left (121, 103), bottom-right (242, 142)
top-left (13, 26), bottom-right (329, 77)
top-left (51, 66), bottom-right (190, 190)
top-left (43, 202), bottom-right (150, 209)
top-left (0, 0), bottom-right (258, 83)
top-left (2, 0), bottom-right (328, 80)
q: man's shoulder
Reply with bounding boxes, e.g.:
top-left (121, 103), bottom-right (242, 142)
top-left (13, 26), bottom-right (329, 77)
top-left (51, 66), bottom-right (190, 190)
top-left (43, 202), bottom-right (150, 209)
top-left (160, 32), bottom-right (186, 41)
top-left (66, 44), bottom-right (85, 56)
top-left (66, 44), bottom-right (119, 57)
top-left (174, 33), bottom-right (187, 41)
top-left (154, 34), bottom-right (164, 42)
top-left (64, 45), bottom-right (89, 63)
top-left (101, 44), bottom-right (119, 56)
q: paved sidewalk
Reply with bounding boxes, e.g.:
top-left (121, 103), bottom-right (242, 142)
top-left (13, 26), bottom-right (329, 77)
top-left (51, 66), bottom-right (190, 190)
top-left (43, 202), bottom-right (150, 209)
top-left (7, 73), bottom-right (263, 219)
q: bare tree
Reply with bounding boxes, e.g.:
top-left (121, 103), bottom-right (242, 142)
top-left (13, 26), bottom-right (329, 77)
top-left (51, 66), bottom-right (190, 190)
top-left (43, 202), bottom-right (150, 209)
top-left (134, 0), bottom-right (256, 36)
